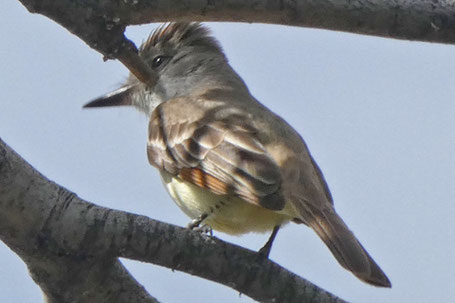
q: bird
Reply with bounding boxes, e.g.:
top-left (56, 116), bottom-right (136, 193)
top-left (84, 22), bottom-right (391, 287)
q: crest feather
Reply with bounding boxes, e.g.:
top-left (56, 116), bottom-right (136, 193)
top-left (140, 22), bottom-right (224, 55)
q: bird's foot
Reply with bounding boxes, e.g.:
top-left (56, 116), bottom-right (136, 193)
top-left (192, 224), bottom-right (213, 235)
top-left (258, 243), bottom-right (272, 258)
top-left (187, 213), bottom-right (212, 235)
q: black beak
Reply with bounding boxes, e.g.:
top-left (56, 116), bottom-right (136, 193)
top-left (83, 85), bottom-right (135, 108)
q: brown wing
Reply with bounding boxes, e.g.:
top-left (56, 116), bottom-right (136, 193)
top-left (147, 98), bottom-right (284, 210)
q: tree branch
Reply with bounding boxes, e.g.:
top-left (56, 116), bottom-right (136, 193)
top-left (19, 0), bottom-right (455, 43)
top-left (0, 138), bottom-right (160, 303)
top-left (0, 137), bottom-right (347, 302)
top-left (16, 0), bottom-right (455, 87)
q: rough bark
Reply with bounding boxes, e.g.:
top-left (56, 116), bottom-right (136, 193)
top-left (0, 137), bottom-right (346, 302)
top-left (0, 139), bottom-right (159, 303)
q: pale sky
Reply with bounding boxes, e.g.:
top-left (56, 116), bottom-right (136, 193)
top-left (1, 2), bottom-right (455, 303)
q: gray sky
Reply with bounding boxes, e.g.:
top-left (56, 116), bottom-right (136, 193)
top-left (1, 2), bottom-right (455, 302)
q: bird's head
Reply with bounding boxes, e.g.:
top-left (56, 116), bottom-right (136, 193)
top-left (84, 22), bottom-right (245, 116)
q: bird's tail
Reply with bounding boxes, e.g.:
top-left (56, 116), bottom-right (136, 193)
top-left (301, 204), bottom-right (391, 287)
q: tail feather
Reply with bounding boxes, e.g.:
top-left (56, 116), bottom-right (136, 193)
top-left (303, 205), bottom-right (391, 287)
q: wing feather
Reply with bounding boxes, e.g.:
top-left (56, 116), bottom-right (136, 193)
top-left (147, 97), bottom-right (284, 210)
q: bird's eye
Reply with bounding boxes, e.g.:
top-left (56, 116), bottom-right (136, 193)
top-left (151, 55), bottom-right (167, 68)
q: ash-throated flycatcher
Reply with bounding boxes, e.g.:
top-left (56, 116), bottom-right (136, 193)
top-left (84, 22), bottom-right (391, 287)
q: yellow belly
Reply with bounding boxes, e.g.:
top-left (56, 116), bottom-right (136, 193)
top-left (160, 172), bottom-right (293, 235)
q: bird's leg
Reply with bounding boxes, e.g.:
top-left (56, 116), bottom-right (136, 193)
top-left (258, 225), bottom-right (280, 258)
